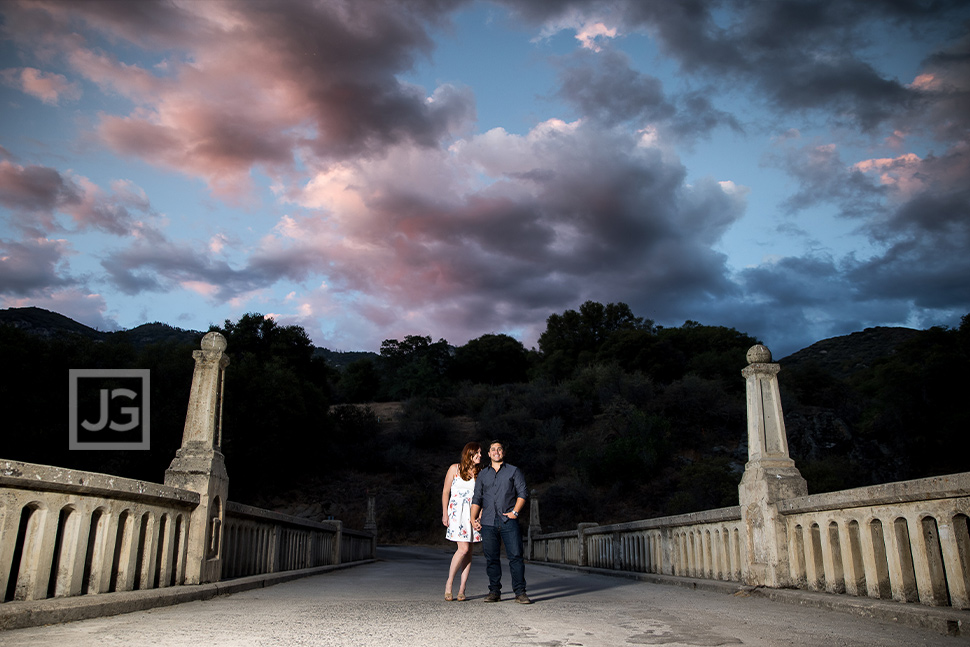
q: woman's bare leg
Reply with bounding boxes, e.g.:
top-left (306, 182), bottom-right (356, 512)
top-left (446, 542), bottom-right (471, 596)
top-left (457, 545), bottom-right (473, 597)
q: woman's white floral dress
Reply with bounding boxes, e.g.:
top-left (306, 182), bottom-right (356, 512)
top-left (445, 473), bottom-right (482, 543)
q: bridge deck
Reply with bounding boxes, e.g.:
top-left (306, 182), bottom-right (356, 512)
top-left (0, 546), bottom-right (965, 646)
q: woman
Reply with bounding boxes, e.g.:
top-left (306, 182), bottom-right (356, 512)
top-left (441, 441), bottom-right (483, 601)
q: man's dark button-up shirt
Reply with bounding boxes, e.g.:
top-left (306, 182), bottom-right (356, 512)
top-left (472, 462), bottom-right (528, 526)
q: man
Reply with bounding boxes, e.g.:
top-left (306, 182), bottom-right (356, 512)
top-left (470, 440), bottom-right (531, 604)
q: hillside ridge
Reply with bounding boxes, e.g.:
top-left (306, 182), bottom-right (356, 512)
top-left (3, 306), bottom-right (921, 367)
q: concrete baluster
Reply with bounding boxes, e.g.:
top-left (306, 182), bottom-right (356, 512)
top-left (156, 514), bottom-right (175, 588)
top-left (911, 515), bottom-right (949, 605)
top-left (886, 516), bottom-right (920, 603)
top-left (14, 505), bottom-right (56, 601)
top-left (937, 514), bottom-right (970, 609)
top-left (839, 519), bottom-right (866, 596)
top-left (61, 505), bottom-right (91, 597)
top-left (92, 509), bottom-right (119, 594)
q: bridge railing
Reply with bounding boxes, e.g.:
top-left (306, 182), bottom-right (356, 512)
top-left (1, 332), bottom-right (375, 613)
top-left (1, 459), bottom-right (198, 603)
top-left (530, 506), bottom-right (746, 582)
top-left (221, 503), bottom-right (376, 579)
top-left (529, 344), bottom-right (970, 612)
top-left (342, 527), bottom-right (377, 564)
top-left (222, 502), bottom-right (341, 578)
top-left (778, 472), bottom-right (970, 608)
top-left (530, 481), bottom-right (970, 610)
top-left (1, 460), bottom-right (377, 604)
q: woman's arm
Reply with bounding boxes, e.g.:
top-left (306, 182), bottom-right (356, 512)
top-left (441, 463), bottom-right (457, 527)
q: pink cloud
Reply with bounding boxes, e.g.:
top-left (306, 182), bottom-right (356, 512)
top-left (9, 1), bottom-right (472, 199)
top-left (68, 49), bottom-right (164, 100)
top-left (0, 67), bottom-right (81, 104)
top-left (181, 280), bottom-right (220, 298)
top-left (0, 160), bottom-right (152, 236)
top-left (854, 143), bottom-right (970, 202)
top-left (909, 73), bottom-right (940, 92)
top-left (853, 153), bottom-right (925, 198)
top-left (575, 22), bottom-right (618, 52)
top-left (250, 119), bottom-right (743, 345)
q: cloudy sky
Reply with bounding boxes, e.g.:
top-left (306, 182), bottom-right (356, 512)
top-left (1, 0), bottom-right (968, 358)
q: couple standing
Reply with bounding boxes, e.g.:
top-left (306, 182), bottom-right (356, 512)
top-left (441, 440), bottom-right (531, 604)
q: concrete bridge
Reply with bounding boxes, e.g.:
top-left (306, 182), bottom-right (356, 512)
top-left (3, 334), bottom-right (970, 643)
top-left (1, 545), bottom-right (964, 646)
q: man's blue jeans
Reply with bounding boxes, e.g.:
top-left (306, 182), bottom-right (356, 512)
top-left (481, 515), bottom-right (526, 595)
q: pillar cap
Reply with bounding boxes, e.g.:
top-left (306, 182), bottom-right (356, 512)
top-left (746, 344), bottom-right (772, 364)
top-left (201, 331), bottom-right (228, 352)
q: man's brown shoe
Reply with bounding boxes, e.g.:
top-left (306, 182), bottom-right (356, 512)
top-left (515, 594), bottom-right (532, 604)
top-left (484, 592), bottom-right (501, 602)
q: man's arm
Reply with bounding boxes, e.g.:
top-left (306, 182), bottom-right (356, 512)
top-left (512, 465), bottom-right (528, 501)
top-left (471, 476), bottom-right (484, 530)
top-left (471, 503), bottom-right (482, 530)
top-left (502, 466), bottom-right (528, 520)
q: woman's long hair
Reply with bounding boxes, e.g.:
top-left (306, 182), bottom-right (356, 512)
top-left (458, 442), bottom-right (482, 481)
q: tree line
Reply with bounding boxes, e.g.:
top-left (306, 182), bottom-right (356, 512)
top-left (1, 304), bottom-right (967, 542)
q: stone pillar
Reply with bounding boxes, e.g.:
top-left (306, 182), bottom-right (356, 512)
top-left (527, 489), bottom-right (541, 559)
top-left (164, 332), bottom-right (230, 584)
top-left (577, 523), bottom-right (599, 567)
top-left (363, 495), bottom-right (378, 558)
top-left (738, 344), bottom-right (807, 587)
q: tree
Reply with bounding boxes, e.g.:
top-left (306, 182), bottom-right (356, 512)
top-left (337, 357), bottom-right (381, 403)
top-left (210, 314), bottom-right (336, 501)
top-left (379, 335), bottom-right (453, 399)
top-left (537, 301), bottom-right (651, 380)
top-left (452, 333), bottom-right (529, 385)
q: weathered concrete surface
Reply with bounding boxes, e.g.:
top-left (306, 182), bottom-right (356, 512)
top-left (1, 546), bottom-right (966, 646)
top-left (0, 561), bottom-right (374, 631)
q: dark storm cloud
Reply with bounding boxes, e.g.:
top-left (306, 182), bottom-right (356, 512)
top-left (906, 32), bottom-right (970, 141)
top-left (100, 229), bottom-right (332, 302)
top-left (741, 255), bottom-right (845, 308)
top-left (765, 140), bottom-right (883, 217)
top-left (293, 121), bottom-right (749, 337)
top-left (849, 175), bottom-right (970, 308)
top-left (501, 0), bottom-right (969, 132)
top-left (496, 0), bottom-right (970, 338)
top-left (0, 237), bottom-right (75, 296)
top-left (0, 160), bottom-right (147, 236)
top-left (101, 239), bottom-right (256, 298)
top-left (737, 136), bottom-right (970, 353)
top-left (0, 161), bottom-right (76, 225)
top-left (555, 38), bottom-right (741, 141)
top-left (557, 50), bottom-right (675, 126)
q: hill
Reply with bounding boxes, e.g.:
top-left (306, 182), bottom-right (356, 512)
top-left (313, 347), bottom-right (380, 369)
top-left (779, 326), bottom-right (921, 379)
top-left (0, 307), bottom-right (373, 365)
top-left (0, 306), bottom-right (108, 341)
